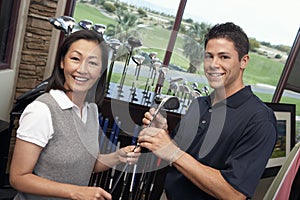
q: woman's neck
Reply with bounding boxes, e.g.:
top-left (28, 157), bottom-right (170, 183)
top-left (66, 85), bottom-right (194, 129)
top-left (66, 91), bottom-right (86, 110)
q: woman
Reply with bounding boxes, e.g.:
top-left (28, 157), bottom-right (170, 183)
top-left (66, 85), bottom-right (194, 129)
top-left (10, 30), bottom-right (140, 200)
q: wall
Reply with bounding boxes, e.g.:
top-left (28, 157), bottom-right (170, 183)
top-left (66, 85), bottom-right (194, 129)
top-left (0, 70), bottom-right (16, 122)
top-left (0, 0), bottom-right (29, 122)
top-left (0, 0), bottom-right (67, 176)
top-left (0, 0), bottom-right (66, 121)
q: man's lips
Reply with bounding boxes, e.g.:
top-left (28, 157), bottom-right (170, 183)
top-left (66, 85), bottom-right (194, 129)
top-left (207, 72), bottom-right (225, 77)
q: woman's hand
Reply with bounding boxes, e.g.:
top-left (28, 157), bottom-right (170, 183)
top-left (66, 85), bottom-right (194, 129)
top-left (117, 145), bottom-right (141, 165)
top-left (142, 108), bottom-right (168, 130)
top-left (71, 186), bottom-right (111, 200)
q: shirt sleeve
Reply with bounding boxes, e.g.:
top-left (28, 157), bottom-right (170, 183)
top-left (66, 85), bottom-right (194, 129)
top-left (16, 101), bottom-right (53, 147)
top-left (221, 118), bottom-right (277, 197)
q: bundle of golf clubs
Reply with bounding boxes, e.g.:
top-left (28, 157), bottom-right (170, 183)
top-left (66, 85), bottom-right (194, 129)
top-left (49, 16), bottom-right (159, 101)
top-left (49, 16), bottom-right (106, 36)
top-left (167, 77), bottom-right (210, 108)
top-left (49, 16), bottom-right (210, 114)
top-left (89, 96), bottom-right (180, 200)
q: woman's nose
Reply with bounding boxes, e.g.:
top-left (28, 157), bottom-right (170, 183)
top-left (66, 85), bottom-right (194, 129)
top-left (77, 62), bottom-right (88, 73)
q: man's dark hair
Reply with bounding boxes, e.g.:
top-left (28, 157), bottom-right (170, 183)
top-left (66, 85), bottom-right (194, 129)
top-left (46, 29), bottom-right (109, 106)
top-left (204, 22), bottom-right (249, 60)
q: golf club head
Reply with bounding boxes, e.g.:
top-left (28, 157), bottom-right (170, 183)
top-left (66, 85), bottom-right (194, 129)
top-left (149, 52), bottom-right (157, 59)
top-left (148, 96), bottom-right (180, 127)
top-left (132, 55), bottom-right (145, 65)
top-left (60, 16), bottom-right (76, 35)
top-left (191, 82), bottom-right (198, 90)
top-left (49, 17), bottom-right (66, 33)
top-left (158, 66), bottom-right (168, 78)
top-left (170, 82), bottom-right (179, 90)
top-left (154, 95), bottom-right (180, 110)
top-left (127, 36), bottom-right (142, 48)
top-left (191, 89), bottom-right (202, 98)
top-left (152, 61), bottom-right (161, 70)
top-left (202, 86), bottom-right (209, 96)
top-left (78, 19), bottom-right (93, 30)
top-left (178, 84), bottom-right (191, 94)
top-left (107, 39), bottom-right (122, 52)
top-left (161, 96), bottom-right (180, 110)
top-left (169, 77), bottom-right (183, 83)
top-left (93, 24), bottom-right (106, 35)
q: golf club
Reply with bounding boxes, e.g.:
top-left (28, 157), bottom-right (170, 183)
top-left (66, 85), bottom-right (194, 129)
top-left (93, 23), bottom-right (106, 35)
top-left (78, 19), bottom-right (93, 30)
top-left (110, 96), bottom-right (180, 195)
top-left (106, 39), bottom-right (122, 93)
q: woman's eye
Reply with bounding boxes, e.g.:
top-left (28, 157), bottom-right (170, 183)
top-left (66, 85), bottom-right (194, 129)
top-left (71, 57), bottom-right (80, 61)
top-left (89, 61), bottom-right (99, 67)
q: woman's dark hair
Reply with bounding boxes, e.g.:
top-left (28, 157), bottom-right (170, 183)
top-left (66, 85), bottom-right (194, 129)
top-left (204, 22), bottom-right (249, 60)
top-left (46, 29), bottom-right (109, 106)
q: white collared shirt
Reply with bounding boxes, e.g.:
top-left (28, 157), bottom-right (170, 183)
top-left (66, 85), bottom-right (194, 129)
top-left (16, 89), bottom-right (90, 147)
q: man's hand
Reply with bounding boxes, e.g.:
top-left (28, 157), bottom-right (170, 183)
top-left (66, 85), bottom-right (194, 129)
top-left (142, 108), bottom-right (168, 130)
top-left (138, 127), bottom-right (182, 163)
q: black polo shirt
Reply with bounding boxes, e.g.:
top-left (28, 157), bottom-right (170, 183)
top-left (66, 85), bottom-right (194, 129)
top-left (165, 86), bottom-right (277, 200)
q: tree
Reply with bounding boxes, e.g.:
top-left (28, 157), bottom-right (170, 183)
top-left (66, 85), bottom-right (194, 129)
top-left (185, 18), bottom-right (193, 24)
top-left (105, 7), bottom-right (140, 45)
top-left (137, 8), bottom-right (147, 17)
top-left (182, 22), bottom-right (211, 73)
top-left (249, 37), bottom-right (260, 51)
top-left (103, 2), bottom-right (116, 13)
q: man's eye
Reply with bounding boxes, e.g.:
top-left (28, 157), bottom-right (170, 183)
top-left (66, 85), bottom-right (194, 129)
top-left (204, 54), bottom-right (212, 59)
top-left (221, 55), bottom-right (230, 59)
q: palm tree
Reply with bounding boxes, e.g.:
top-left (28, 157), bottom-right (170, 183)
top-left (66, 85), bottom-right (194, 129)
top-left (183, 22), bottom-right (211, 73)
top-left (106, 7), bottom-right (139, 43)
top-left (105, 7), bottom-right (141, 62)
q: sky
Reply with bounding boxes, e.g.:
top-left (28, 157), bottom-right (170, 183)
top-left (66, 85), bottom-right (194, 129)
top-left (120, 0), bottom-right (300, 46)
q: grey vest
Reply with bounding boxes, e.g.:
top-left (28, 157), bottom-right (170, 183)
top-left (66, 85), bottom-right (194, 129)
top-left (14, 93), bottom-right (99, 200)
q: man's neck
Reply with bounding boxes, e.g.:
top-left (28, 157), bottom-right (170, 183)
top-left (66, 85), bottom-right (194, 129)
top-left (212, 85), bottom-right (245, 105)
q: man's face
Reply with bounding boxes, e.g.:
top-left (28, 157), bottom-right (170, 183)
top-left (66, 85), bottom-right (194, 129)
top-left (204, 38), bottom-right (248, 95)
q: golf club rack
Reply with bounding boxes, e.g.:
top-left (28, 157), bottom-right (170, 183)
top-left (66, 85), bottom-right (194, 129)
top-left (4, 16), bottom-right (210, 199)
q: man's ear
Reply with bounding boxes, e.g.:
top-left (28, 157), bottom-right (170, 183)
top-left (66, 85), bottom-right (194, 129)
top-left (240, 54), bottom-right (249, 70)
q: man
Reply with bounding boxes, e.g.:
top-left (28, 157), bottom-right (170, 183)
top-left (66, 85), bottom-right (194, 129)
top-left (138, 22), bottom-right (278, 199)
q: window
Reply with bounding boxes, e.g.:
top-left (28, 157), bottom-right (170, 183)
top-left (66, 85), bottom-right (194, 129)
top-left (0, 0), bottom-right (20, 69)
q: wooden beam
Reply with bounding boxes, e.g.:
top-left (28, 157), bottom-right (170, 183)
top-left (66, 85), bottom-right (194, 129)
top-left (155, 0), bottom-right (187, 94)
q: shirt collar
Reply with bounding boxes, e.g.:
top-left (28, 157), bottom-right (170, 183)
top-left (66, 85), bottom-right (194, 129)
top-left (49, 89), bottom-right (89, 110)
top-left (206, 86), bottom-right (253, 108)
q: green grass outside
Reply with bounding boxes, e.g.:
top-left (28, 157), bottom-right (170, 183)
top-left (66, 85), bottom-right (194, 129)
top-left (244, 53), bottom-right (284, 86)
top-left (74, 3), bottom-right (300, 120)
top-left (74, 3), bottom-right (116, 26)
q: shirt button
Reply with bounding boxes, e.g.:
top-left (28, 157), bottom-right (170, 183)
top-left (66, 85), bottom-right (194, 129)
top-left (208, 108), bottom-right (212, 112)
top-left (201, 120), bottom-right (206, 124)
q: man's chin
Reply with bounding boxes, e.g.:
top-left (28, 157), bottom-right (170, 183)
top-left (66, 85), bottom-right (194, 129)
top-left (208, 82), bottom-right (225, 90)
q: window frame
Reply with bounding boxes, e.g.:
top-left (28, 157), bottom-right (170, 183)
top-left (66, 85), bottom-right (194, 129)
top-left (0, 0), bottom-right (20, 70)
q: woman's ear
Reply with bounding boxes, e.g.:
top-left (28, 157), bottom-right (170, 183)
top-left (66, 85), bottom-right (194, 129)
top-left (60, 60), bottom-right (64, 69)
top-left (240, 54), bottom-right (249, 70)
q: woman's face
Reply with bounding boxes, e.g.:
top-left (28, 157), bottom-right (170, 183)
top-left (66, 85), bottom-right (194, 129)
top-left (61, 39), bottom-right (102, 97)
